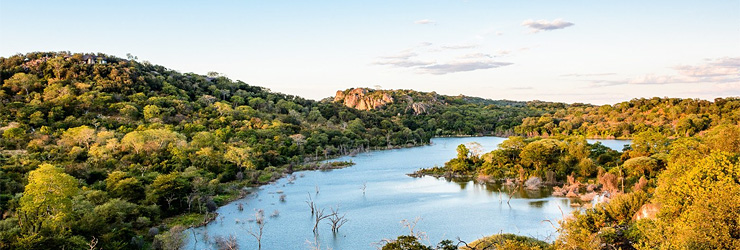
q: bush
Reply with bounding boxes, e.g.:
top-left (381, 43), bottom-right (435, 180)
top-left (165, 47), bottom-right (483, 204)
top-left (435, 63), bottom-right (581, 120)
top-left (636, 152), bottom-right (740, 249)
top-left (555, 191), bottom-right (649, 249)
top-left (464, 234), bottom-right (550, 250)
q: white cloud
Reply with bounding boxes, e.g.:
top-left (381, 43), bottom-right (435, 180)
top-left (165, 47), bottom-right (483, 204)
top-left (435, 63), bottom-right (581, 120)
top-left (522, 18), bottom-right (574, 33)
top-left (374, 58), bottom-right (434, 68)
top-left (459, 53), bottom-right (493, 59)
top-left (374, 50), bottom-right (435, 68)
top-left (507, 86), bottom-right (533, 90)
top-left (373, 48), bottom-right (512, 75)
top-left (673, 57), bottom-right (740, 80)
top-left (378, 50), bottom-right (417, 60)
top-left (441, 44), bottom-right (479, 50)
top-left (419, 61), bottom-right (512, 75)
top-left (414, 19), bottom-right (435, 25)
top-left (560, 73), bottom-right (616, 77)
top-left (590, 57), bottom-right (740, 86)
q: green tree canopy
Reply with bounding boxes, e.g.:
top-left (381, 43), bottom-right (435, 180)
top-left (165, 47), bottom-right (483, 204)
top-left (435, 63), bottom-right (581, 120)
top-left (19, 164), bottom-right (79, 234)
top-left (519, 139), bottom-right (563, 173)
top-left (3, 72), bottom-right (41, 97)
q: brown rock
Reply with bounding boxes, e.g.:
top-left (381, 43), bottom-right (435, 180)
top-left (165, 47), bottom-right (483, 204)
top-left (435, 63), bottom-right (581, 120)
top-left (409, 102), bottom-right (429, 115)
top-left (580, 192), bottom-right (597, 202)
top-left (633, 203), bottom-right (661, 221)
top-left (552, 187), bottom-right (565, 196)
top-left (334, 88), bottom-right (394, 110)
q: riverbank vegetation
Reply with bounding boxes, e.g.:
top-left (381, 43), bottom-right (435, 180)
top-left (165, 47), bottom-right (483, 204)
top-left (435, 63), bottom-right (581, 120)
top-left (0, 52), bottom-right (470, 249)
top-left (1, 52), bottom-right (738, 249)
top-left (0, 52), bottom-right (571, 249)
top-left (401, 124), bottom-right (740, 249)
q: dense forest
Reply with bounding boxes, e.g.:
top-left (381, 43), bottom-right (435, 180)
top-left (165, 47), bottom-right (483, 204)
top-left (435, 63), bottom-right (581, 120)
top-left (0, 52), bottom-right (568, 249)
top-left (405, 125), bottom-right (740, 249)
top-left (0, 52), bottom-right (737, 250)
top-left (515, 97), bottom-right (740, 138)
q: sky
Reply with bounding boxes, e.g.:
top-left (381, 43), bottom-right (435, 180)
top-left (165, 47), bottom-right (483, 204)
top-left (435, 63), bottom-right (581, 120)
top-left (1, 0), bottom-right (739, 104)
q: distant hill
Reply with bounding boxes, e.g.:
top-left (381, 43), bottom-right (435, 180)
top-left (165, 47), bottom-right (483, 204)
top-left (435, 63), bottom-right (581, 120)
top-left (516, 97), bottom-right (740, 138)
top-left (333, 87), bottom-right (546, 113)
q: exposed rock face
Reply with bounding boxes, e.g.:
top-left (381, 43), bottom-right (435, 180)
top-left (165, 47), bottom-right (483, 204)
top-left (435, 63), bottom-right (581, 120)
top-left (334, 88), bottom-right (393, 111)
top-left (408, 102), bottom-right (429, 115)
top-left (633, 203), bottom-right (660, 221)
top-left (524, 177), bottom-right (542, 190)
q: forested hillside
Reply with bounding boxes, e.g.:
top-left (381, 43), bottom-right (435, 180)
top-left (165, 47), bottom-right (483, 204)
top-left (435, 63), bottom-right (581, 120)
top-left (0, 52), bottom-right (560, 249)
top-left (515, 97), bottom-right (740, 138)
top-left (334, 87), bottom-right (564, 136)
top-left (405, 121), bottom-right (740, 249)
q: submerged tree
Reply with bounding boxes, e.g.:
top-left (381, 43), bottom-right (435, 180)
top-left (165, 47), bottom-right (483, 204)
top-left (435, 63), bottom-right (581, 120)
top-left (327, 207), bottom-right (348, 233)
top-left (247, 209), bottom-right (266, 250)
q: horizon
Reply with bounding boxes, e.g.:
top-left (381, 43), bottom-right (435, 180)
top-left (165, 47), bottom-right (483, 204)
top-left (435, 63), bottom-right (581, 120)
top-left (1, 0), bottom-right (739, 105)
top-left (1, 51), bottom-right (734, 106)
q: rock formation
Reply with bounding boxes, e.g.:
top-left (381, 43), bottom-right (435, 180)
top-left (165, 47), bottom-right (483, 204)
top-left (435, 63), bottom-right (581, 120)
top-left (334, 88), bottom-right (393, 111)
top-left (632, 203), bottom-right (660, 221)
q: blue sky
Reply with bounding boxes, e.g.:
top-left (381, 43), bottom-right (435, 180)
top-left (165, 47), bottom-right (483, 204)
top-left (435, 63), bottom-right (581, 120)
top-left (1, 0), bottom-right (738, 104)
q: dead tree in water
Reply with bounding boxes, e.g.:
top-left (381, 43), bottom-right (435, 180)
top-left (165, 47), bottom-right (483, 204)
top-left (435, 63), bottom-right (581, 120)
top-left (247, 210), bottom-right (266, 250)
top-left (507, 184), bottom-right (519, 205)
top-left (401, 217), bottom-right (425, 239)
top-left (313, 206), bottom-right (332, 234)
top-left (306, 193), bottom-right (315, 215)
top-left (214, 235), bottom-right (238, 250)
top-left (327, 207), bottom-right (348, 233)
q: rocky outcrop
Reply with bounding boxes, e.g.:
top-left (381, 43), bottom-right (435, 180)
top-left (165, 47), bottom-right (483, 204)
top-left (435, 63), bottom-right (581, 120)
top-left (407, 102), bottom-right (430, 115)
top-left (334, 88), bottom-right (393, 111)
top-left (524, 177), bottom-right (543, 190)
top-left (633, 203), bottom-right (660, 221)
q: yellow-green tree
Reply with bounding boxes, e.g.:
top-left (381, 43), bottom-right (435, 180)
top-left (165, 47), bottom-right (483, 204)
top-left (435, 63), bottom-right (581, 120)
top-left (628, 130), bottom-right (669, 158)
top-left (105, 171), bottom-right (145, 202)
top-left (224, 146), bottom-right (255, 170)
top-left (121, 129), bottom-right (185, 155)
top-left (640, 152), bottom-right (740, 249)
top-left (520, 139), bottom-right (563, 174)
top-left (18, 164), bottom-right (79, 234)
top-left (703, 124), bottom-right (740, 153)
top-left (3, 72), bottom-right (41, 97)
top-left (623, 156), bottom-right (659, 178)
top-left (147, 172), bottom-right (189, 212)
top-left (59, 125), bottom-right (96, 148)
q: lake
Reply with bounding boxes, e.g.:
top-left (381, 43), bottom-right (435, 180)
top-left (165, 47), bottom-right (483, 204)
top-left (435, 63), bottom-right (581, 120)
top-left (186, 137), bottom-right (630, 249)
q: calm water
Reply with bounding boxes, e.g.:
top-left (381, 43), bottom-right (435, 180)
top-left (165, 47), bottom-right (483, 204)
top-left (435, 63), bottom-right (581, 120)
top-left (587, 139), bottom-right (630, 152)
top-left (187, 137), bottom-right (629, 250)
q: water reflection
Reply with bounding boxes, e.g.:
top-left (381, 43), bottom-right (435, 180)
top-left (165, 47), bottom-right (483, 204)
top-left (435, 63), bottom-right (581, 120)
top-left (529, 200), bottom-right (548, 208)
top-left (445, 177), bottom-right (554, 199)
top-left (186, 137), bottom-right (630, 250)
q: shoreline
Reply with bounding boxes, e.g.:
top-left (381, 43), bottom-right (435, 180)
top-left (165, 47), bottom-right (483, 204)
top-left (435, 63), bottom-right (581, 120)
top-left (186, 135), bottom-right (625, 231)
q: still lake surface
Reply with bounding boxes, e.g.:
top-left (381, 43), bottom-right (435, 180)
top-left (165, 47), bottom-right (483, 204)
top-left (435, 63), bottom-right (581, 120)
top-left (187, 137), bottom-right (630, 250)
